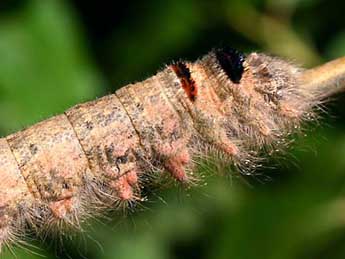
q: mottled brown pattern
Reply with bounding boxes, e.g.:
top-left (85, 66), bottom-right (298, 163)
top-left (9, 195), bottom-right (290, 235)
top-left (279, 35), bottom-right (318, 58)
top-left (0, 139), bottom-right (33, 245)
top-left (66, 94), bottom-right (142, 201)
top-left (6, 115), bottom-right (92, 222)
top-left (0, 51), bottom-right (318, 251)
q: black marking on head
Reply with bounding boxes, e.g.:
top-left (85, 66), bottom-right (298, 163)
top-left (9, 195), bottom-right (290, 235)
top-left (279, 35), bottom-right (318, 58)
top-left (214, 47), bottom-right (245, 84)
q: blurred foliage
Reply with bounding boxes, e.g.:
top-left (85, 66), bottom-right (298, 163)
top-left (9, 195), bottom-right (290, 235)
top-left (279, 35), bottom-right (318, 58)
top-left (1, 0), bottom-right (345, 258)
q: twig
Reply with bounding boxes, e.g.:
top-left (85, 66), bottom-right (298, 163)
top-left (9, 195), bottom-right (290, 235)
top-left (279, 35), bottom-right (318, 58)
top-left (301, 56), bottom-right (345, 99)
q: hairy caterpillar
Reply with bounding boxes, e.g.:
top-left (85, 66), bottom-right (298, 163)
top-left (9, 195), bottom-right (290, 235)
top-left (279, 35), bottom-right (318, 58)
top-left (0, 46), bottom-right (336, 252)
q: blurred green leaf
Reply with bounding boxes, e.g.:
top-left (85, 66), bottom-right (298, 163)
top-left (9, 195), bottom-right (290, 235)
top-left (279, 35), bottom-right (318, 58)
top-left (0, 0), bottom-right (103, 134)
top-left (326, 31), bottom-right (345, 59)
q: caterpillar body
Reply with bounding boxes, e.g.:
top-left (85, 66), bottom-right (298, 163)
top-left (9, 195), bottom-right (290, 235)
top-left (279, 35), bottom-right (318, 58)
top-left (0, 47), bottom-right (318, 251)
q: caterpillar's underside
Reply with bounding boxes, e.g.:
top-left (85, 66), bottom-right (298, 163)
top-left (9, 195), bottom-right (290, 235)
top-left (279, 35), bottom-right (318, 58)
top-left (0, 48), bottom-right (319, 251)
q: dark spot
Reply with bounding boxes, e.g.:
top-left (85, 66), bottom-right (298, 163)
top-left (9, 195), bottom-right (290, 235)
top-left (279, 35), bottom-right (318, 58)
top-left (149, 95), bottom-right (159, 103)
top-left (117, 155), bottom-right (128, 164)
top-left (85, 121), bottom-right (93, 130)
top-left (170, 128), bottom-right (180, 140)
top-left (103, 111), bottom-right (117, 126)
top-left (170, 61), bottom-right (198, 102)
top-left (29, 143), bottom-right (38, 155)
top-left (155, 124), bottom-right (164, 135)
top-left (117, 149), bottom-right (130, 164)
top-left (136, 103), bottom-right (144, 112)
top-left (62, 182), bottom-right (70, 189)
top-left (214, 46), bottom-right (245, 84)
top-left (128, 153), bottom-right (135, 162)
top-left (105, 145), bottom-right (115, 164)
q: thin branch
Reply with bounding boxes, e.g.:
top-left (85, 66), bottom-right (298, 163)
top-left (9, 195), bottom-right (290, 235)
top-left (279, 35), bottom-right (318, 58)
top-left (301, 56), bottom-right (345, 99)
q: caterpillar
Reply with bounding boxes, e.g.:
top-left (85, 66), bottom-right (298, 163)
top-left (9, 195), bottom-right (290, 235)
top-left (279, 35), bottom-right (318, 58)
top-left (0, 46), bottom-right (341, 252)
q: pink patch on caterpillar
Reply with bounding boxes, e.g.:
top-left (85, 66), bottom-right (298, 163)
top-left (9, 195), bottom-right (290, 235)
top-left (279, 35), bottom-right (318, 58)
top-left (49, 198), bottom-right (75, 219)
top-left (111, 175), bottom-right (134, 201)
top-left (165, 149), bottom-right (191, 182)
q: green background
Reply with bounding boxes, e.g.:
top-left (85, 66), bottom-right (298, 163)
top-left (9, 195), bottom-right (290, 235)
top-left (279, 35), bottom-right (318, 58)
top-left (1, 0), bottom-right (345, 258)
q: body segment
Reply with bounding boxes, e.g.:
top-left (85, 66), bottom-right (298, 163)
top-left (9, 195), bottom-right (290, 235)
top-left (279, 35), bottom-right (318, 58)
top-left (0, 139), bottom-right (33, 246)
top-left (66, 94), bottom-right (142, 201)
